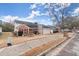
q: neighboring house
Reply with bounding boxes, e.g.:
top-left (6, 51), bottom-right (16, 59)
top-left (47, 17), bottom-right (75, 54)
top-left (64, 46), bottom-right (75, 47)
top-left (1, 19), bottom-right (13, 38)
top-left (14, 20), bottom-right (53, 35)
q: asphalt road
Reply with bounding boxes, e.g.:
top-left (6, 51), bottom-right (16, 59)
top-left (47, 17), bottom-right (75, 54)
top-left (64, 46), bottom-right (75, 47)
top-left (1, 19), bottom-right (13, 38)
top-left (44, 33), bottom-right (79, 56)
top-left (45, 33), bottom-right (79, 56)
top-left (57, 33), bottom-right (79, 56)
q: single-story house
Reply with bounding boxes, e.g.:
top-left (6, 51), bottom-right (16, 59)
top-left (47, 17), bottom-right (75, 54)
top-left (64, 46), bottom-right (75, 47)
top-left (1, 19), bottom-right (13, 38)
top-left (14, 20), bottom-right (53, 36)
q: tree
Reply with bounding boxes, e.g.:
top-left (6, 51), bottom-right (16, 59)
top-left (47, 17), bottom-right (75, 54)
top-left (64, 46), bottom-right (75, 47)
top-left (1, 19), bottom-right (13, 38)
top-left (63, 16), bottom-right (79, 29)
top-left (0, 22), bottom-right (14, 32)
top-left (48, 3), bottom-right (70, 29)
top-left (48, 3), bottom-right (61, 27)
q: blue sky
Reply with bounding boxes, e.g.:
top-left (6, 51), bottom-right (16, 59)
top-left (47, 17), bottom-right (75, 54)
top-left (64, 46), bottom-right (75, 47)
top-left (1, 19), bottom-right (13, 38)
top-left (0, 3), bottom-right (31, 17)
top-left (64, 3), bottom-right (79, 16)
top-left (0, 3), bottom-right (79, 25)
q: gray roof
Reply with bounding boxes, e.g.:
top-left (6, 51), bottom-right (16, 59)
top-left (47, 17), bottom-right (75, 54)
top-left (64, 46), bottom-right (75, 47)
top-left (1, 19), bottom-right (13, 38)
top-left (14, 20), bottom-right (52, 28)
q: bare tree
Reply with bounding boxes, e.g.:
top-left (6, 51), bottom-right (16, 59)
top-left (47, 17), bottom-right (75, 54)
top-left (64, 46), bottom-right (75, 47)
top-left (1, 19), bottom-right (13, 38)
top-left (48, 3), bottom-right (70, 29)
top-left (48, 3), bottom-right (60, 27)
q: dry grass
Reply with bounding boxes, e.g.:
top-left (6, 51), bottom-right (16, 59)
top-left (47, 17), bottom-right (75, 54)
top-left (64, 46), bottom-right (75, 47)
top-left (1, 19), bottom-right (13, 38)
top-left (0, 32), bottom-right (73, 49)
top-left (0, 32), bottom-right (11, 40)
top-left (22, 37), bottom-right (67, 56)
top-left (0, 32), bottom-right (11, 48)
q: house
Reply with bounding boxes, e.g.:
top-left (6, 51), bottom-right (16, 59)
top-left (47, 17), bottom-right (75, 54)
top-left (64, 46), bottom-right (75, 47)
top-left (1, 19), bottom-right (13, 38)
top-left (14, 20), bottom-right (53, 36)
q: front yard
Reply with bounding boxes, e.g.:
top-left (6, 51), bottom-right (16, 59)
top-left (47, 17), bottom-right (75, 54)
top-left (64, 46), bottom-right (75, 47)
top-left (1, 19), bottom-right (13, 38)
top-left (0, 32), bottom-right (74, 49)
top-left (0, 32), bottom-right (11, 40)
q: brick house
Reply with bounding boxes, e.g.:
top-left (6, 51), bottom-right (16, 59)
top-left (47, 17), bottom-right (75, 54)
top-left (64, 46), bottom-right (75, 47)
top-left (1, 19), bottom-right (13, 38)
top-left (14, 20), bottom-right (53, 36)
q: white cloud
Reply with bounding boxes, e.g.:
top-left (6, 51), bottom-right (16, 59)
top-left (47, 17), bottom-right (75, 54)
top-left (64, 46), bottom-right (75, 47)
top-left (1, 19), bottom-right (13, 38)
top-left (71, 7), bottom-right (79, 16)
top-left (26, 10), bottom-right (40, 19)
top-left (38, 3), bottom-right (46, 6)
top-left (50, 3), bottom-right (71, 11)
top-left (30, 3), bottom-right (50, 9)
top-left (38, 3), bottom-right (50, 8)
top-left (0, 15), bottom-right (19, 23)
top-left (56, 3), bottom-right (71, 8)
top-left (18, 17), bottom-right (36, 23)
top-left (66, 3), bottom-right (71, 7)
top-left (41, 11), bottom-right (49, 16)
top-left (26, 13), bottom-right (34, 19)
top-left (32, 10), bottom-right (40, 16)
top-left (74, 7), bottom-right (79, 13)
top-left (30, 4), bottom-right (37, 9)
top-left (4, 15), bottom-right (18, 20)
top-left (0, 10), bottom-right (41, 23)
top-left (62, 3), bottom-right (70, 7)
top-left (0, 15), bottom-right (36, 23)
top-left (39, 19), bottom-right (52, 25)
top-left (44, 4), bottom-right (50, 8)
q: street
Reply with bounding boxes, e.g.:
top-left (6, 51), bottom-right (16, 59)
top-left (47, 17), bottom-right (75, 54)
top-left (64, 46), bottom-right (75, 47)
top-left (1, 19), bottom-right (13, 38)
top-left (43, 33), bottom-right (79, 56)
top-left (57, 33), bottom-right (79, 56)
